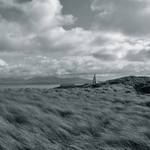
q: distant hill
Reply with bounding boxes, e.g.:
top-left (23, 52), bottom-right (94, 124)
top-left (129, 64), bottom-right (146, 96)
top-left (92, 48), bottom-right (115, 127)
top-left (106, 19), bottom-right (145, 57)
top-left (0, 76), bottom-right (90, 85)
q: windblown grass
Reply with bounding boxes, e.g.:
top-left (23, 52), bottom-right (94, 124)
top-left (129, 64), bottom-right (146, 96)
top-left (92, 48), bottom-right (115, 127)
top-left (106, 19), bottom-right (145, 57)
top-left (0, 84), bottom-right (150, 149)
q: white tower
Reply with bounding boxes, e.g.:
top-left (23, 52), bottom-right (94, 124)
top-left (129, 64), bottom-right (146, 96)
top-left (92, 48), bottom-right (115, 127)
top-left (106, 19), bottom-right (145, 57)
top-left (92, 74), bottom-right (96, 86)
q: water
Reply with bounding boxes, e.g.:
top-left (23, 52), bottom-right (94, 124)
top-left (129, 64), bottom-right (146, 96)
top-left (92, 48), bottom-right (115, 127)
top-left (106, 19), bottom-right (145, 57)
top-left (0, 84), bottom-right (59, 89)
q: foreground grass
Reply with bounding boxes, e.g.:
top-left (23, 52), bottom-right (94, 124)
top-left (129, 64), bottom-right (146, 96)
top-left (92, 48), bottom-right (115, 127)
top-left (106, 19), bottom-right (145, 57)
top-left (0, 84), bottom-right (150, 150)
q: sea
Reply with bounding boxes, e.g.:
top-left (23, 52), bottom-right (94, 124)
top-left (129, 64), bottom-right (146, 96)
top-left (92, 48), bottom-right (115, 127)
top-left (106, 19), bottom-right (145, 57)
top-left (0, 84), bottom-right (59, 89)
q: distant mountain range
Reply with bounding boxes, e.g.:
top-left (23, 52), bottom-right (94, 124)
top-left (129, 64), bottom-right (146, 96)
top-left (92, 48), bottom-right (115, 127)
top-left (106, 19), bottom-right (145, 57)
top-left (0, 76), bottom-right (90, 85)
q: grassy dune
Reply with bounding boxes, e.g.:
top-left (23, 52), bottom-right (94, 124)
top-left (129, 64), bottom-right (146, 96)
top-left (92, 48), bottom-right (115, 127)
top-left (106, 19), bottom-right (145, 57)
top-left (0, 84), bottom-right (150, 150)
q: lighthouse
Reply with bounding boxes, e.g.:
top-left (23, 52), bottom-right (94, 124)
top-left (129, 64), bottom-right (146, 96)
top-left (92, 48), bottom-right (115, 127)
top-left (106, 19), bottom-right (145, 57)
top-left (92, 74), bottom-right (97, 87)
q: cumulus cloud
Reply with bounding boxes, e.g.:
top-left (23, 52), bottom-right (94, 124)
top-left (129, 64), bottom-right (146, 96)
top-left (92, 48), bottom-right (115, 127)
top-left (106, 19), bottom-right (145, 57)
top-left (0, 0), bottom-right (76, 53)
top-left (0, 0), bottom-right (75, 30)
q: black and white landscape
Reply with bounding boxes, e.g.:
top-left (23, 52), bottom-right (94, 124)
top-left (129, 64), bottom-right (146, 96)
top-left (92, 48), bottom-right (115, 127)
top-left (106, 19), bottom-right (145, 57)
top-left (0, 0), bottom-right (150, 150)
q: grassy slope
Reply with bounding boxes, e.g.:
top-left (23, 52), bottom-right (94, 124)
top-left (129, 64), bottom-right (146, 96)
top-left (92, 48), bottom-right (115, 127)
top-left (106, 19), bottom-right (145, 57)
top-left (0, 85), bottom-right (150, 150)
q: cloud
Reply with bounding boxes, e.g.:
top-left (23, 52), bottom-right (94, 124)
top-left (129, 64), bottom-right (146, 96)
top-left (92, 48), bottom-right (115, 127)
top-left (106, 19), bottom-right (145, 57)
top-left (91, 0), bottom-right (150, 36)
top-left (92, 52), bottom-right (117, 61)
top-left (0, 0), bottom-right (76, 52)
top-left (125, 49), bottom-right (150, 62)
top-left (0, 0), bottom-right (150, 78)
top-left (0, 0), bottom-right (75, 29)
top-left (15, 0), bottom-right (32, 4)
top-left (0, 59), bottom-right (7, 66)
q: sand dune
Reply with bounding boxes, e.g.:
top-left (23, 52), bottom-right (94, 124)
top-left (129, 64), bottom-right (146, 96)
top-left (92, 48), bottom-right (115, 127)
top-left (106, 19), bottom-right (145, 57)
top-left (0, 76), bottom-right (150, 149)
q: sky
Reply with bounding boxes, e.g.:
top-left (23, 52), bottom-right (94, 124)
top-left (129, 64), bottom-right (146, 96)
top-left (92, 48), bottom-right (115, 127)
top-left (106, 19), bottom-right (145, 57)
top-left (0, 0), bottom-right (150, 79)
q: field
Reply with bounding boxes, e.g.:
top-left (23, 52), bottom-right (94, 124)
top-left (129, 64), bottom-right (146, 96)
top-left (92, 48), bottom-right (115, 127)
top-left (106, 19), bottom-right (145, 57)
top-left (0, 84), bottom-right (150, 150)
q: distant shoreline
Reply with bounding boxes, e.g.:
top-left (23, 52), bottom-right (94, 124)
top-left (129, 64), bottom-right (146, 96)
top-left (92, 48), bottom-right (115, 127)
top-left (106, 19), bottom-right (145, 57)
top-left (0, 84), bottom-right (60, 89)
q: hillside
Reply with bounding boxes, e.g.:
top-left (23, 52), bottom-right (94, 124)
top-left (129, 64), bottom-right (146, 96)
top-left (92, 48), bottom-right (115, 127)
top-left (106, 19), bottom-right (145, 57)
top-left (101, 76), bottom-right (150, 94)
top-left (104, 76), bottom-right (150, 87)
top-left (0, 82), bottom-right (150, 149)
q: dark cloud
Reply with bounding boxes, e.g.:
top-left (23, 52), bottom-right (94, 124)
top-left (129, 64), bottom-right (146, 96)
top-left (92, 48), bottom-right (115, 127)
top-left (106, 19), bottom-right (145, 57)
top-left (60, 0), bottom-right (94, 29)
top-left (91, 0), bottom-right (150, 36)
top-left (0, 5), bottom-right (25, 23)
top-left (92, 52), bottom-right (117, 61)
top-left (125, 49), bottom-right (150, 62)
top-left (15, 0), bottom-right (32, 4)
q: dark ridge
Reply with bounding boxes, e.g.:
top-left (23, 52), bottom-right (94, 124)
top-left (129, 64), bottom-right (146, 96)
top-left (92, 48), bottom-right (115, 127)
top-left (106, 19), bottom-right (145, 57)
top-left (105, 76), bottom-right (150, 94)
top-left (105, 76), bottom-right (150, 87)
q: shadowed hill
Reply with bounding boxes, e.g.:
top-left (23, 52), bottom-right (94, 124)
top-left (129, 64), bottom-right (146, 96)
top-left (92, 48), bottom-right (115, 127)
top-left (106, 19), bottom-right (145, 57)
top-left (105, 76), bottom-right (150, 87)
top-left (102, 76), bottom-right (150, 94)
